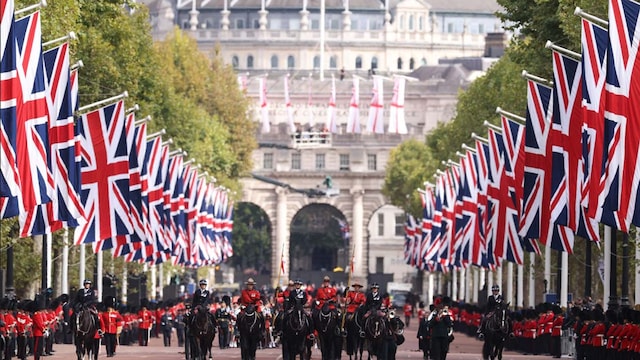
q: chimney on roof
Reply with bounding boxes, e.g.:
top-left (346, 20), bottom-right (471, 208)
top-left (484, 32), bottom-right (508, 58)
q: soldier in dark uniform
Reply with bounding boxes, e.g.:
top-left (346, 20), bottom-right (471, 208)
top-left (363, 283), bottom-right (382, 318)
top-left (477, 284), bottom-right (502, 338)
top-left (74, 280), bottom-right (96, 312)
top-left (215, 298), bottom-right (232, 349)
top-left (190, 279), bottom-right (215, 326)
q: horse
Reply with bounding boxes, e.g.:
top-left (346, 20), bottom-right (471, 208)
top-left (187, 307), bottom-right (216, 360)
top-left (237, 304), bottom-right (264, 360)
top-left (282, 305), bottom-right (313, 360)
top-left (346, 311), bottom-right (366, 360)
top-left (313, 302), bottom-right (342, 360)
top-left (362, 308), bottom-right (389, 360)
top-left (481, 301), bottom-right (512, 360)
top-left (72, 308), bottom-right (99, 360)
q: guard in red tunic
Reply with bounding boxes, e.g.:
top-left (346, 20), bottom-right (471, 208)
top-left (100, 297), bottom-right (123, 357)
top-left (137, 300), bottom-right (154, 346)
top-left (315, 276), bottom-right (337, 311)
top-left (550, 305), bottom-right (564, 358)
top-left (239, 278), bottom-right (263, 312)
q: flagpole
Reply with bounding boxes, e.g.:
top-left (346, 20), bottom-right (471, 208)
top-left (274, 244), bottom-right (285, 304)
top-left (341, 236), bottom-right (357, 332)
top-left (15, 0), bottom-right (47, 16)
top-left (42, 31), bottom-right (76, 48)
top-left (574, 7), bottom-right (608, 27)
top-left (77, 91), bottom-right (128, 114)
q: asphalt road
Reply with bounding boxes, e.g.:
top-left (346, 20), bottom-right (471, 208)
top-left (48, 324), bottom-right (562, 360)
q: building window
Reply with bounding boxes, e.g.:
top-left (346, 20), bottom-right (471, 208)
top-left (330, 56), bottom-right (337, 69)
top-left (313, 55), bottom-right (320, 69)
top-left (253, 19), bottom-right (260, 29)
top-left (271, 55), bottom-right (279, 69)
top-left (395, 214), bottom-right (405, 236)
top-left (418, 16), bottom-right (424, 31)
top-left (287, 55), bottom-right (295, 69)
top-left (371, 57), bottom-right (378, 70)
top-left (315, 153), bottom-right (325, 169)
top-left (421, 58), bottom-right (427, 66)
top-left (339, 154), bottom-right (350, 171)
top-left (399, 15), bottom-right (404, 30)
top-left (409, 58), bottom-right (415, 70)
top-left (291, 153), bottom-right (301, 170)
top-left (397, 57), bottom-right (403, 70)
top-left (247, 55), bottom-right (254, 69)
top-left (367, 154), bottom-right (377, 170)
top-left (447, 23), bottom-right (454, 33)
top-left (409, 15), bottom-right (414, 30)
top-left (236, 19), bottom-right (244, 29)
top-left (232, 56), bottom-right (239, 69)
top-left (377, 213), bottom-right (384, 236)
top-left (355, 56), bottom-right (362, 69)
top-left (263, 153), bottom-right (273, 169)
top-left (479, 23), bottom-right (485, 33)
top-left (375, 257), bottom-right (384, 274)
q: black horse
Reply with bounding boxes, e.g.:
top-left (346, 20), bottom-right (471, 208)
top-left (187, 308), bottom-right (216, 360)
top-left (282, 306), bottom-right (313, 360)
top-left (313, 303), bottom-right (342, 360)
top-left (72, 308), bottom-right (99, 360)
top-left (482, 302), bottom-right (511, 360)
top-left (346, 311), bottom-right (366, 360)
top-left (237, 305), bottom-right (264, 360)
top-left (362, 309), bottom-right (389, 360)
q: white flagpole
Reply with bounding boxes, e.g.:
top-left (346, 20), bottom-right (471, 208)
top-left (506, 262), bottom-right (513, 305)
top-left (452, 268), bottom-right (458, 301)
top-left (545, 241), bottom-right (551, 298)
top-left (528, 252), bottom-right (536, 307)
top-left (320, 0), bottom-right (325, 81)
top-left (77, 91), bottom-right (128, 114)
top-left (428, 272), bottom-right (434, 304)
top-left (560, 252), bottom-right (569, 308)
top-left (97, 250), bottom-right (103, 301)
top-left (517, 264), bottom-right (523, 309)
top-left (122, 264), bottom-right (128, 305)
top-left (62, 228), bottom-right (69, 294)
top-left (46, 233), bottom-right (52, 288)
top-left (604, 226), bottom-right (611, 310)
top-left (79, 244), bottom-right (86, 289)
top-left (151, 265), bottom-right (157, 301)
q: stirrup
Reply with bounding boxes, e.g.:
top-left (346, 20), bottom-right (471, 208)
top-left (359, 330), bottom-right (365, 338)
top-left (478, 333), bottom-right (485, 339)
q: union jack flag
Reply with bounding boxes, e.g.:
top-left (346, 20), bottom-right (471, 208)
top-left (404, 215), bottom-right (417, 266)
top-left (0, 0), bottom-right (23, 218)
top-left (581, 19), bottom-right (607, 222)
top-left (366, 76), bottom-right (384, 134)
top-left (457, 149), bottom-right (481, 266)
top-left (520, 80), bottom-right (553, 240)
top-left (425, 177), bottom-right (443, 265)
top-left (14, 11), bottom-right (52, 213)
top-left (418, 186), bottom-right (435, 269)
top-left (475, 139), bottom-right (490, 267)
top-left (111, 120), bottom-right (148, 257)
top-left (598, 0), bottom-right (640, 232)
top-left (73, 100), bottom-right (132, 246)
top-left (167, 155), bottom-right (187, 260)
top-left (19, 42), bottom-right (84, 236)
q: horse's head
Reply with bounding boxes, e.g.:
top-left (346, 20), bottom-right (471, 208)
top-left (244, 304), bottom-right (256, 316)
top-left (364, 312), bottom-right (387, 340)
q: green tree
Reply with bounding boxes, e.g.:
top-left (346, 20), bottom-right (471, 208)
top-left (383, 139), bottom-right (438, 217)
top-left (230, 203), bottom-right (272, 273)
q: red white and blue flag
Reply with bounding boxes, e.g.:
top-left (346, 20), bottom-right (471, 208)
top-left (597, 0), bottom-right (640, 232)
top-left (0, 0), bottom-right (23, 219)
top-left (13, 11), bottom-right (52, 215)
top-left (74, 100), bottom-right (132, 246)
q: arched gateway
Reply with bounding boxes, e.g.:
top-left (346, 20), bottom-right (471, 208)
top-left (241, 173), bottom-right (389, 286)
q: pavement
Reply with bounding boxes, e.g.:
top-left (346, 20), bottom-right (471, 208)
top-left (44, 323), bottom-right (563, 360)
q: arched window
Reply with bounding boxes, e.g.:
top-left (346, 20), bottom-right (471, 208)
top-left (409, 58), bottom-right (415, 70)
top-left (371, 57), bottom-right (378, 70)
top-left (408, 15), bottom-right (414, 30)
top-left (421, 58), bottom-right (427, 66)
top-left (355, 56), bottom-right (362, 69)
top-left (329, 56), bottom-right (337, 69)
top-left (232, 56), bottom-right (239, 69)
top-left (397, 57), bottom-right (403, 70)
top-left (313, 55), bottom-right (320, 69)
top-left (287, 55), bottom-right (295, 69)
top-left (271, 55), bottom-right (279, 69)
top-left (247, 55), bottom-right (254, 69)
top-left (418, 16), bottom-right (424, 31)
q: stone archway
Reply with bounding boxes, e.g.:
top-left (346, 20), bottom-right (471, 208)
top-left (230, 202), bottom-right (273, 279)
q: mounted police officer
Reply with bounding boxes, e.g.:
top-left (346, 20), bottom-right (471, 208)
top-left (74, 280), bottom-right (96, 312)
top-left (191, 279), bottom-right (215, 327)
top-left (477, 284), bottom-right (503, 339)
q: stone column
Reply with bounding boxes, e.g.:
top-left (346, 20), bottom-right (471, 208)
top-left (351, 188), bottom-right (365, 279)
top-left (273, 187), bottom-right (289, 287)
top-left (259, 9), bottom-right (269, 30)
